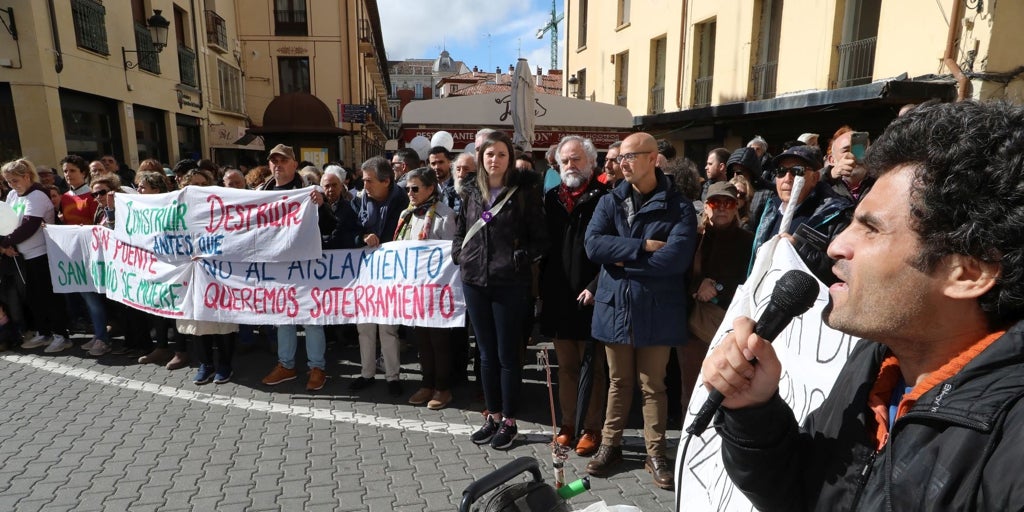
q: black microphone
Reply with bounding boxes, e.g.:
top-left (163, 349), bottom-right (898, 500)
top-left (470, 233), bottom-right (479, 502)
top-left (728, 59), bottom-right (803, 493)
top-left (685, 269), bottom-right (819, 436)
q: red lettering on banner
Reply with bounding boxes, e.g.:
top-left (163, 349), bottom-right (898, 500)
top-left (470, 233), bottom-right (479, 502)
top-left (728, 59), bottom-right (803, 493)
top-left (203, 282), bottom-right (299, 317)
top-left (90, 226), bottom-right (110, 251)
top-left (206, 194), bottom-right (304, 233)
top-left (309, 284), bottom-right (454, 321)
top-left (112, 240), bottom-right (157, 275)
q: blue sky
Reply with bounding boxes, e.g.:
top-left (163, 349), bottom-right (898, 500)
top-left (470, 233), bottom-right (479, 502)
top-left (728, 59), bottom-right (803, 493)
top-left (378, 0), bottom-right (567, 74)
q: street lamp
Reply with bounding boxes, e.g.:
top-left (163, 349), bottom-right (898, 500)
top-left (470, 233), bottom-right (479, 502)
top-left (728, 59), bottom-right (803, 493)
top-left (122, 9), bottom-right (172, 70)
top-left (567, 74), bottom-right (579, 99)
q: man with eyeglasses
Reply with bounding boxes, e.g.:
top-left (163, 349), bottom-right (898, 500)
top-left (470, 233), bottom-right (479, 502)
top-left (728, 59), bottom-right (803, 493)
top-left (391, 147), bottom-right (420, 188)
top-left (750, 145), bottom-right (853, 284)
top-left (584, 132), bottom-right (697, 490)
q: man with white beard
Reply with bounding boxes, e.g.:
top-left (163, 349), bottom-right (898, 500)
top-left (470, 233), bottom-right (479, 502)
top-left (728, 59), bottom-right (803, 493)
top-left (453, 152), bottom-right (475, 197)
top-left (538, 135), bottom-right (609, 457)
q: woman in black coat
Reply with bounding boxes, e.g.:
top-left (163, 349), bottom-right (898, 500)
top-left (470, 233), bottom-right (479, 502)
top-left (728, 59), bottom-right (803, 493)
top-left (452, 132), bottom-right (548, 451)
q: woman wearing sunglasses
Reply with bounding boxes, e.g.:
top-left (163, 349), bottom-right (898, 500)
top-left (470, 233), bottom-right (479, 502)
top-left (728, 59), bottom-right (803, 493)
top-left (395, 167), bottom-right (457, 410)
top-left (681, 182), bottom-right (753, 407)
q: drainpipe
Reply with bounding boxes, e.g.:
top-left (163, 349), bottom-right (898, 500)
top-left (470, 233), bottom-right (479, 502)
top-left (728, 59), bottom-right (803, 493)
top-left (943, 0), bottom-right (969, 101)
top-left (675, 0), bottom-right (688, 109)
top-left (47, 0), bottom-right (63, 73)
top-left (190, 0), bottom-right (203, 108)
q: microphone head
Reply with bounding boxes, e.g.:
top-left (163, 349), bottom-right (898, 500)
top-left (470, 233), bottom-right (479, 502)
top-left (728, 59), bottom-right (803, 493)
top-left (771, 270), bottom-right (819, 318)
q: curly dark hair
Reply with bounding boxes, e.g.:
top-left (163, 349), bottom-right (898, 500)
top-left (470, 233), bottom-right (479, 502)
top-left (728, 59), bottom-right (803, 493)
top-left (864, 100), bottom-right (1024, 329)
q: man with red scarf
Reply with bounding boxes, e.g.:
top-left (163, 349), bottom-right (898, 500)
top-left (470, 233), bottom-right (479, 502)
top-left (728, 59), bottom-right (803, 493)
top-left (539, 135), bottom-right (608, 457)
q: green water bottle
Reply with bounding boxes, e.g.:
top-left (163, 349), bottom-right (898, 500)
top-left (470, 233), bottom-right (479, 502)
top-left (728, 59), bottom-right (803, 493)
top-left (556, 476), bottom-right (590, 499)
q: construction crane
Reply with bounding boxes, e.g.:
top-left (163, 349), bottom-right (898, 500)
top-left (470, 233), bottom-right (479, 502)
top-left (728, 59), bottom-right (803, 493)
top-left (535, 0), bottom-right (563, 70)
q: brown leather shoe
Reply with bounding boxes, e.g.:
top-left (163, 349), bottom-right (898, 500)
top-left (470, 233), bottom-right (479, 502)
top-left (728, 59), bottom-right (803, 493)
top-left (409, 387), bottom-right (434, 405)
top-left (645, 455), bottom-right (675, 490)
top-left (575, 430), bottom-right (600, 456)
top-left (427, 390), bottom-right (452, 410)
top-left (138, 347), bottom-right (173, 365)
top-left (555, 425), bottom-right (574, 448)
top-left (306, 367), bottom-right (326, 391)
top-left (585, 444), bottom-right (623, 477)
top-left (165, 352), bottom-right (189, 371)
top-left (262, 363), bottom-right (297, 385)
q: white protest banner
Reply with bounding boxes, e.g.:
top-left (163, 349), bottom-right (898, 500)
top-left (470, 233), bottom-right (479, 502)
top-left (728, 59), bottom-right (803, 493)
top-left (44, 225), bottom-right (193, 318)
top-left (112, 185), bottom-right (322, 262)
top-left (190, 240), bottom-right (465, 327)
top-left (45, 226), bottom-right (465, 327)
top-left (675, 237), bottom-right (859, 512)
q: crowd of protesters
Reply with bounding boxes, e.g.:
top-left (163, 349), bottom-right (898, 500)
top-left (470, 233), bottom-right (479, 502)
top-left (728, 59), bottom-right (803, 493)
top-left (0, 111), bottom-right (895, 492)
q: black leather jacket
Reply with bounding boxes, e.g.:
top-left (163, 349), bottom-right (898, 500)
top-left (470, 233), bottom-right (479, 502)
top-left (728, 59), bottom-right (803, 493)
top-left (718, 322), bottom-right (1024, 511)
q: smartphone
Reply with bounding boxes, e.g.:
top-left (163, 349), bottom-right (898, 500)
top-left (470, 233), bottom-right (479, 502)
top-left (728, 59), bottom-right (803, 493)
top-left (850, 131), bottom-right (869, 163)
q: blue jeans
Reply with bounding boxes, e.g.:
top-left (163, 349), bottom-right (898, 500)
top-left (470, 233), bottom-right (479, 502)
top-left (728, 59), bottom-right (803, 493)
top-left (277, 324), bottom-right (326, 370)
top-left (79, 292), bottom-right (109, 342)
top-left (463, 283), bottom-right (528, 418)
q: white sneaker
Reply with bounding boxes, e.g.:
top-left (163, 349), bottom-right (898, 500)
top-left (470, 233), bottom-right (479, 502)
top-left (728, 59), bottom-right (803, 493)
top-left (44, 335), bottom-right (72, 353)
top-left (80, 338), bottom-right (99, 351)
top-left (88, 340), bottom-right (111, 357)
top-left (21, 333), bottom-right (50, 349)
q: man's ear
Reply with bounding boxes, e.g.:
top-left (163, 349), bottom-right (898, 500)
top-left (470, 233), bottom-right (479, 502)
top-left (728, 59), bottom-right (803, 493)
top-left (942, 254), bottom-right (999, 300)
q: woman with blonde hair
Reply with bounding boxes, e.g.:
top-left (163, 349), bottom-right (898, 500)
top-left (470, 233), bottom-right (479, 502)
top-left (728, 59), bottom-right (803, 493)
top-left (0, 158), bottom-right (71, 353)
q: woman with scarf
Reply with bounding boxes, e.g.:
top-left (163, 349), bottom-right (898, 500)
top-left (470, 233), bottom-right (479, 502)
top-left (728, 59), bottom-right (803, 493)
top-left (395, 167), bottom-right (457, 409)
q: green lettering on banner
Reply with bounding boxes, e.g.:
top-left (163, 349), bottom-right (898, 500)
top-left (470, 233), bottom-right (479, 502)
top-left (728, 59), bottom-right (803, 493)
top-left (123, 200), bottom-right (189, 236)
top-left (57, 260), bottom-right (89, 286)
top-left (90, 261), bottom-right (118, 292)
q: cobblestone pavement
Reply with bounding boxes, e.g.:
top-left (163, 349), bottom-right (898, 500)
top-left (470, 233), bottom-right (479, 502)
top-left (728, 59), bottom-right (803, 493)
top-left (0, 334), bottom-right (681, 511)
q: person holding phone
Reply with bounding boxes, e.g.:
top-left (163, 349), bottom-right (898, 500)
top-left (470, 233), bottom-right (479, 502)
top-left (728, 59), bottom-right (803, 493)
top-left (825, 126), bottom-right (875, 203)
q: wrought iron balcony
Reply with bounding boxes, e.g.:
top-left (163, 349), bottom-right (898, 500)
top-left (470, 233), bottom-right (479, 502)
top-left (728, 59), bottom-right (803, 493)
top-left (751, 60), bottom-right (778, 100)
top-left (178, 46), bottom-right (198, 87)
top-left (836, 36), bottom-right (876, 88)
top-left (205, 10), bottom-right (228, 51)
top-left (133, 23), bottom-right (160, 73)
top-left (693, 75), bottom-right (713, 108)
top-left (71, 0), bottom-right (109, 55)
top-left (649, 84), bottom-right (665, 114)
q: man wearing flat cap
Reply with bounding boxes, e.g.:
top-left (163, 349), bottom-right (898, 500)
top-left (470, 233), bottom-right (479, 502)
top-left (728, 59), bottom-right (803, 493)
top-left (750, 145), bottom-right (853, 284)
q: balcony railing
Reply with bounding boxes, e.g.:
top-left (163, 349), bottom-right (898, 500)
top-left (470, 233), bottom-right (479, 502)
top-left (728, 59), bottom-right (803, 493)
top-left (71, 0), bottom-right (109, 55)
top-left (693, 75), bottom-right (713, 108)
top-left (134, 23), bottom-right (160, 73)
top-left (836, 36), bottom-right (877, 88)
top-left (205, 10), bottom-right (228, 51)
top-left (751, 60), bottom-right (778, 100)
top-left (649, 84), bottom-right (665, 114)
top-left (178, 46), bottom-right (198, 87)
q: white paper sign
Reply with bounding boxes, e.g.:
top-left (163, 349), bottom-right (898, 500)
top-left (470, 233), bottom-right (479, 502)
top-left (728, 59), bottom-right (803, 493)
top-left (112, 185), bottom-right (322, 262)
top-left (675, 237), bottom-right (859, 512)
top-left (45, 226), bottom-right (466, 327)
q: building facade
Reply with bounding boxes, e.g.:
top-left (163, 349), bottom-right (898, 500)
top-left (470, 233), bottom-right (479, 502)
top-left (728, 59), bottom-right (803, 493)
top-left (236, 0), bottom-right (390, 168)
top-left (385, 51), bottom-right (470, 144)
top-left (0, 0), bottom-right (255, 169)
top-left (564, 0), bottom-right (1024, 162)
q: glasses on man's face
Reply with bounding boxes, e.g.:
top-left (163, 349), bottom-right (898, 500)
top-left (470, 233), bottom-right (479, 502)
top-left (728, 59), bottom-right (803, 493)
top-left (615, 151), bottom-right (652, 164)
top-left (392, 162), bottom-right (405, 168)
top-left (406, 186), bottom-right (421, 194)
top-left (774, 165), bottom-right (811, 178)
top-left (707, 197), bottom-right (737, 209)
top-left (93, 189), bottom-right (110, 197)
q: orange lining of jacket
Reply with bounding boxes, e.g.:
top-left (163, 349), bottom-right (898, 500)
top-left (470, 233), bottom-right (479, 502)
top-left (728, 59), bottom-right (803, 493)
top-left (866, 330), bottom-right (1005, 450)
